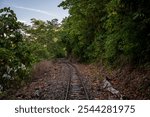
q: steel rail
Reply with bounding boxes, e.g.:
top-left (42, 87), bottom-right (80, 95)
top-left (64, 62), bottom-right (89, 100)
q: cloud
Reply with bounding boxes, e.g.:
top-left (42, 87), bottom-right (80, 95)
top-left (12, 5), bottom-right (55, 17)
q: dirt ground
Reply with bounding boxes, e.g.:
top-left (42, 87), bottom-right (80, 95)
top-left (5, 60), bottom-right (150, 100)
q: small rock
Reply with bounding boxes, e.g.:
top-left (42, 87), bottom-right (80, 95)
top-left (34, 89), bottom-right (40, 97)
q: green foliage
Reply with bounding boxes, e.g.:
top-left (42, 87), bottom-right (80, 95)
top-left (0, 7), bottom-right (33, 90)
top-left (1, 0), bottom-right (150, 93)
top-left (59, 0), bottom-right (108, 62)
top-left (23, 18), bottom-right (66, 61)
top-left (59, 0), bottom-right (150, 65)
top-left (104, 0), bottom-right (150, 65)
top-left (0, 7), bottom-right (66, 92)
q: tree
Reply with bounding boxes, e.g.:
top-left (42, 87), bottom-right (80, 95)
top-left (59, 0), bottom-right (150, 65)
top-left (0, 7), bottom-right (32, 90)
top-left (59, 0), bottom-right (109, 62)
top-left (24, 18), bottom-right (65, 60)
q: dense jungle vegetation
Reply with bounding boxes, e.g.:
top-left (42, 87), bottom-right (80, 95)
top-left (0, 0), bottom-right (150, 93)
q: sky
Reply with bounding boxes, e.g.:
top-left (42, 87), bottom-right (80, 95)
top-left (0, 0), bottom-right (69, 24)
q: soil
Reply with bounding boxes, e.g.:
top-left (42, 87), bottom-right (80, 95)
top-left (3, 59), bottom-right (150, 100)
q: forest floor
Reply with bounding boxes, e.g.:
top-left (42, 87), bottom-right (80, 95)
top-left (5, 59), bottom-right (150, 100)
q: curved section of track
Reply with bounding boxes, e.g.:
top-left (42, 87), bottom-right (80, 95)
top-left (65, 63), bottom-right (89, 100)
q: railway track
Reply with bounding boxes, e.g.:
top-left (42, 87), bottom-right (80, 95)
top-left (64, 63), bottom-right (89, 100)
